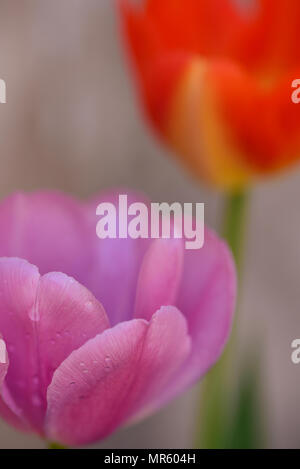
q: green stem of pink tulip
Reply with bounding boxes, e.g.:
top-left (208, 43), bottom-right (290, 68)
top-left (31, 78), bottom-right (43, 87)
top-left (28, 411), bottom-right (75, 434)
top-left (195, 189), bottom-right (249, 449)
top-left (47, 441), bottom-right (68, 449)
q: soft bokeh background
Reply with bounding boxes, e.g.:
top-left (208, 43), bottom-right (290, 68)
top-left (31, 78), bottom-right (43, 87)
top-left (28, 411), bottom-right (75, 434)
top-left (0, 0), bottom-right (299, 449)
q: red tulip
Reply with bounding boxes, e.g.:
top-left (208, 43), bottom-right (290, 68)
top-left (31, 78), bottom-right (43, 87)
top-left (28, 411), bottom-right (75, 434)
top-left (120, 0), bottom-right (300, 189)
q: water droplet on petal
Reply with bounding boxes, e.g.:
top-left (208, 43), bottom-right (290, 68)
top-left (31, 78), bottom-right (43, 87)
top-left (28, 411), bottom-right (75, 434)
top-left (29, 306), bottom-right (40, 322)
top-left (104, 357), bottom-right (112, 371)
top-left (85, 301), bottom-right (94, 311)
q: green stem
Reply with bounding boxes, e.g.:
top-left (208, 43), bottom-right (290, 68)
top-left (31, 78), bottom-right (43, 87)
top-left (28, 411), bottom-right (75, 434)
top-left (222, 190), bottom-right (248, 273)
top-left (47, 441), bottom-right (68, 449)
top-left (195, 189), bottom-right (248, 449)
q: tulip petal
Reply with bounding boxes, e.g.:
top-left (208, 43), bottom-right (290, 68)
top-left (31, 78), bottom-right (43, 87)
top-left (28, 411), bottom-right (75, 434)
top-left (0, 338), bottom-right (8, 384)
top-left (0, 192), bottom-right (92, 284)
top-left (120, 0), bottom-right (248, 138)
top-left (0, 258), bottom-right (109, 432)
top-left (237, 0), bottom-right (300, 71)
top-left (165, 57), bottom-right (253, 189)
top-left (86, 190), bottom-right (152, 325)
top-left (0, 190), bottom-right (152, 326)
top-left (121, 0), bottom-right (244, 60)
top-left (121, 0), bottom-right (300, 188)
top-left (0, 346), bottom-right (23, 430)
top-left (46, 306), bottom-right (191, 446)
top-left (177, 228), bottom-right (236, 380)
top-left (0, 338), bottom-right (29, 432)
top-left (131, 228), bottom-right (236, 422)
top-left (32, 272), bottom-right (110, 401)
top-left (0, 258), bottom-right (41, 429)
top-left (0, 338), bottom-right (11, 423)
top-left (146, 228), bottom-right (236, 412)
top-left (134, 238), bottom-right (183, 320)
top-left (206, 60), bottom-right (300, 174)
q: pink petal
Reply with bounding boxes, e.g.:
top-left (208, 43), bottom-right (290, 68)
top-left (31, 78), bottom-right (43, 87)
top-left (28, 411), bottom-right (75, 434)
top-left (0, 258), bottom-right (109, 432)
top-left (32, 272), bottom-right (110, 401)
top-left (0, 336), bottom-right (30, 431)
top-left (177, 228), bottom-right (236, 380)
top-left (85, 190), bottom-right (152, 324)
top-left (46, 306), bottom-right (191, 446)
top-left (0, 192), bottom-right (91, 284)
top-left (134, 238), bottom-right (184, 320)
top-left (0, 190), bottom-right (152, 325)
top-left (0, 383), bottom-right (31, 433)
top-left (0, 258), bottom-right (41, 429)
top-left (0, 337), bottom-right (8, 384)
top-left (146, 228), bottom-right (236, 413)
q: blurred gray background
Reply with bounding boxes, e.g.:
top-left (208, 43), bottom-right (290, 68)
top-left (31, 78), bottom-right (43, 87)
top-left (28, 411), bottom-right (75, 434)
top-left (0, 0), bottom-right (299, 449)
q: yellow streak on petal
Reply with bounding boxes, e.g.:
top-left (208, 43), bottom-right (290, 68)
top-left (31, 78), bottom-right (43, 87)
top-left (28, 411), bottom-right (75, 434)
top-left (165, 59), bottom-right (254, 190)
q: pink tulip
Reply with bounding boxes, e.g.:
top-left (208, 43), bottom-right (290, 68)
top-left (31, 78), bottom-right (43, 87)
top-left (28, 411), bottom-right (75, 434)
top-left (0, 190), bottom-right (236, 446)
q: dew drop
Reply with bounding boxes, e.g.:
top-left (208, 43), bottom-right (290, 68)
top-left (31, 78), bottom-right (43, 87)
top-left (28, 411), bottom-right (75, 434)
top-left (85, 301), bottom-right (94, 311)
top-left (29, 306), bottom-right (40, 322)
top-left (104, 357), bottom-right (112, 371)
